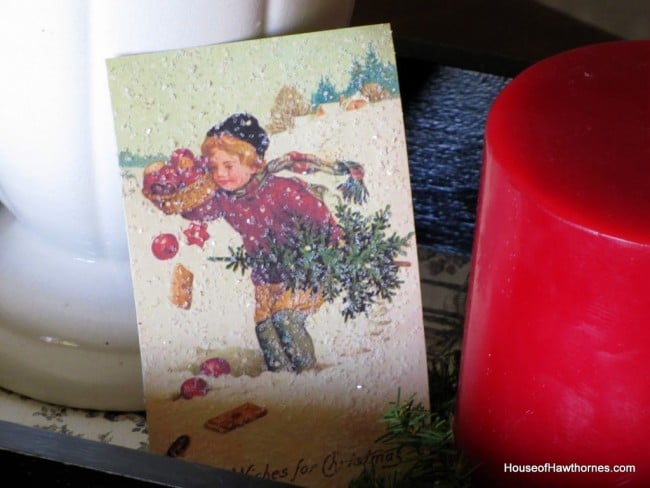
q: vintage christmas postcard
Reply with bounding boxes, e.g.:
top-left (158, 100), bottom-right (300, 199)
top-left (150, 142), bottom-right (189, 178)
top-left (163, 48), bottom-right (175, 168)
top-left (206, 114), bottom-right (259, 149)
top-left (107, 24), bottom-right (429, 487)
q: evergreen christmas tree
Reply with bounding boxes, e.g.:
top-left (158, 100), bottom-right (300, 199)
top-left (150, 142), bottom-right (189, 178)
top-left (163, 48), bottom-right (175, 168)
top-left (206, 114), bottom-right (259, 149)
top-left (210, 203), bottom-right (413, 321)
top-left (380, 61), bottom-right (401, 97)
top-left (311, 76), bottom-right (340, 107)
top-left (343, 58), bottom-right (365, 97)
top-left (362, 44), bottom-right (383, 83)
top-left (342, 43), bottom-right (400, 98)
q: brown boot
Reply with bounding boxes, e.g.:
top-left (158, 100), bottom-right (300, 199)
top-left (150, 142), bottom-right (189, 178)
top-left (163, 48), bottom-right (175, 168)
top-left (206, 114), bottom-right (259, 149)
top-left (255, 318), bottom-right (293, 372)
top-left (272, 310), bottom-right (316, 373)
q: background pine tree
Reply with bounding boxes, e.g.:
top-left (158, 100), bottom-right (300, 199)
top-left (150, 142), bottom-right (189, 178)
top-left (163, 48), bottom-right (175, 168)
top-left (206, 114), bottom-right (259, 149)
top-left (311, 76), bottom-right (340, 107)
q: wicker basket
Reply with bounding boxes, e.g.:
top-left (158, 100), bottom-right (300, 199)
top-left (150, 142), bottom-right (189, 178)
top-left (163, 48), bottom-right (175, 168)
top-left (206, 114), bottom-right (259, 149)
top-left (143, 173), bottom-right (216, 215)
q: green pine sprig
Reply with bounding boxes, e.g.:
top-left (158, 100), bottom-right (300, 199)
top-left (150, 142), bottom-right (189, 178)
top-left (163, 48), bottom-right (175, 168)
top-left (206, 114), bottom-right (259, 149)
top-left (349, 309), bottom-right (476, 488)
top-left (208, 245), bottom-right (251, 275)
top-left (350, 379), bottom-right (474, 487)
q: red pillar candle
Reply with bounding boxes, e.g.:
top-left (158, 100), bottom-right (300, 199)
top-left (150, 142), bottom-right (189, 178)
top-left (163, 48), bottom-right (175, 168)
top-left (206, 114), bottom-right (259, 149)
top-left (455, 40), bottom-right (650, 487)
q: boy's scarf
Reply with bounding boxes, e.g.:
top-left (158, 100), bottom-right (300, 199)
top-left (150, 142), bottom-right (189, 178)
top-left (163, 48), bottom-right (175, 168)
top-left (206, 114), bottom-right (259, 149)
top-left (265, 151), bottom-right (368, 205)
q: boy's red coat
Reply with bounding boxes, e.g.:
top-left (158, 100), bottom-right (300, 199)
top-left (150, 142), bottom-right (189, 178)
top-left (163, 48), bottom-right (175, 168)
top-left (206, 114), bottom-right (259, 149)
top-left (183, 173), bottom-right (341, 285)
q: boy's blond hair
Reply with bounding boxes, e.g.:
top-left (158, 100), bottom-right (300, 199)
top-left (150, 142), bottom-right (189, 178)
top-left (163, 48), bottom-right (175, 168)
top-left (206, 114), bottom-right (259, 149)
top-left (201, 134), bottom-right (265, 172)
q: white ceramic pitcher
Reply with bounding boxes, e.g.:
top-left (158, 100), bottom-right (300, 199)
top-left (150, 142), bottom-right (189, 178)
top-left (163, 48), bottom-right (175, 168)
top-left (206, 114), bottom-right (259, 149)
top-left (0, 0), bottom-right (355, 411)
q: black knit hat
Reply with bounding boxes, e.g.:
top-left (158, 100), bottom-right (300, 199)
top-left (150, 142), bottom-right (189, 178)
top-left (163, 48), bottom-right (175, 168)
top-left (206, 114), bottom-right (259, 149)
top-left (206, 113), bottom-right (269, 158)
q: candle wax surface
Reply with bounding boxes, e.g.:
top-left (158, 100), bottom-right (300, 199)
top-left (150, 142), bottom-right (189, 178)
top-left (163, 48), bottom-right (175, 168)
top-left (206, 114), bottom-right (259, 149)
top-left (455, 40), bottom-right (650, 488)
top-left (487, 40), bottom-right (650, 244)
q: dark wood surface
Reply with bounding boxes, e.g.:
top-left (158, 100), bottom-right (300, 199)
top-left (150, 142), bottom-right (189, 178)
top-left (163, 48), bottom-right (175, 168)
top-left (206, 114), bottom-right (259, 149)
top-left (0, 419), bottom-right (290, 487)
top-left (352, 0), bottom-right (619, 76)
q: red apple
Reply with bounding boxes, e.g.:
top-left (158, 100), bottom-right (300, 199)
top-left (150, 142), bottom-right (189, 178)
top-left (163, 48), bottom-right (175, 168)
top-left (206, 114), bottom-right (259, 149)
top-left (144, 165), bottom-right (183, 195)
top-left (180, 377), bottom-right (209, 399)
top-left (170, 148), bottom-right (195, 170)
top-left (151, 233), bottom-right (179, 260)
top-left (143, 171), bottom-right (160, 194)
top-left (158, 164), bottom-right (182, 183)
top-left (199, 357), bottom-right (231, 378)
